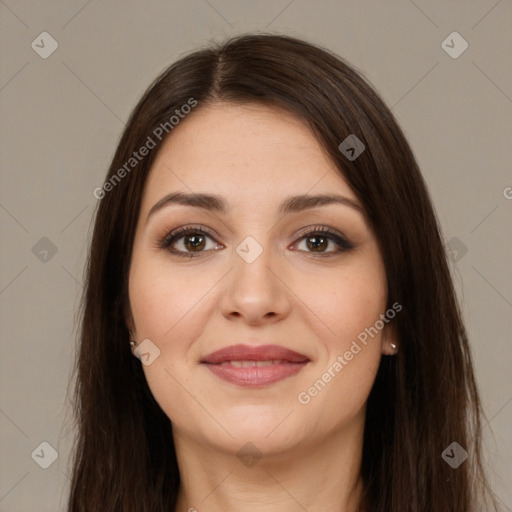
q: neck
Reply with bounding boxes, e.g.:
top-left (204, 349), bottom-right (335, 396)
top-left (173, 410), bottom-right (366, 512)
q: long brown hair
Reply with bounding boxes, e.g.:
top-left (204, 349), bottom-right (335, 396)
top-left (65, 33), bottom-right (500, 511)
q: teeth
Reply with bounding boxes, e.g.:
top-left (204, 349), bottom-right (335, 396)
top-left (219, 360), bottom-right (285, 367)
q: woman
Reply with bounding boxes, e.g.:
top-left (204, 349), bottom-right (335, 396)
top-left (66, 33), bottom-right (499, 511)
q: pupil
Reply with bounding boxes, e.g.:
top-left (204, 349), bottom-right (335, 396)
top-left (186, 234), bottom-right (205, 251)
top-left (308, 235), bottom-right (326, 252)
top-left (183, 234), bottom-right (328, 253)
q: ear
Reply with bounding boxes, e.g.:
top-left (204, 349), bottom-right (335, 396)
top-left (124, 300), bottom-right (136, 338)
top-left (381, 319), bottom-right (399, 356)
top-left (125, 311), bottom-right (138, 356)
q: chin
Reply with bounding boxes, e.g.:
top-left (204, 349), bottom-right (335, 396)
top-left (178, 406), bottom-right (304, 456)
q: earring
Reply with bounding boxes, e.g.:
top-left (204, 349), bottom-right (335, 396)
top-left (390, 342), bottom-right (398, 354)
top-left (129, 330), bottom-right (137, 348)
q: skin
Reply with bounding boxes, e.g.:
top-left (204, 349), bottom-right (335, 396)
top-left (127, 102), bottom-right (398, 512)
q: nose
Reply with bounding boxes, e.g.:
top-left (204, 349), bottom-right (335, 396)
top-left (220, 241), bottom-right (292, 325)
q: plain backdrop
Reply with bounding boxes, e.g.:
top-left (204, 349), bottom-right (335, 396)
top-left (0, 1), bottom-right (511, 510)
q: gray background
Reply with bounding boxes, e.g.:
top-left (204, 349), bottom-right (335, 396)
top-left (1, 1), bottom-right (511, 511)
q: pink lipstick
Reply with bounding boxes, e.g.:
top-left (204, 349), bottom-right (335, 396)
top-left (200, 344), bottom-right (310, 387)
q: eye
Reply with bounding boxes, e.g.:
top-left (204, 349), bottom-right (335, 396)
top-left (292, 225), bottom-right (354, 257)
top-left (158, 224), bottom-right (354, 258)
top-left (158, 225), bottom-right (222, 258)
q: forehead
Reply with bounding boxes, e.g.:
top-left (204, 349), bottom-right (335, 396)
top-left (141, 102), bottom-right (358, 211)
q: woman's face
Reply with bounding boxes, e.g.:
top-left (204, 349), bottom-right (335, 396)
top-left (128, 102), bottom-right (396, 456)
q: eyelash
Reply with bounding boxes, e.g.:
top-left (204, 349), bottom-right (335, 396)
top-left (157, 224), bottom-right (354, 259)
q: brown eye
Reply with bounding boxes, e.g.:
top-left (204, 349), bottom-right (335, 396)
top-left (159, 226), bottom-right (222, 257)
top-left (304, 234), bottom-right (329, 252)
top-left (181, 233), bottom-right (207, 252)
top-left (294, 227), bottom-right (354, 257)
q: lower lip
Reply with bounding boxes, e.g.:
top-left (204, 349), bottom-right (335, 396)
top-left (202, 361), bottom-right (308, 387)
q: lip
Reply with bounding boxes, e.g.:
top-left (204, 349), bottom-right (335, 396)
top-left (201, 344), bottom-right (309, 364)
top-left (200, 344), bottom-right (310, 387)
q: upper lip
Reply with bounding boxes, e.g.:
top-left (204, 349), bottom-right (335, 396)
top-left (200, 344), bottom-right (310, 364)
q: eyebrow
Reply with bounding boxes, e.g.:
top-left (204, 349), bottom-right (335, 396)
top-left (146, 191), bottom-right (364, 222)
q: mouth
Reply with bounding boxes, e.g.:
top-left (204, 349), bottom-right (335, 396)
top-left (200, 344), bottom-right (310, 387)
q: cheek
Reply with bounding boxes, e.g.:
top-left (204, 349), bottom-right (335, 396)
top-left (296, 284), bottom-right (385, 423)
top-left (295, 259), bottom-right (387, 349)
top-left (293, 259), bottom-right (386, 411)
top-left (129, 255), bottom-right (209, 339)
top-left (128, 258), bottom-right (208, 426)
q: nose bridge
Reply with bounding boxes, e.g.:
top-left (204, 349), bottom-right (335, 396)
top-left (233, 233), bottom-right (276, 290)
top-left (221, 232), bottom-right (289, 322)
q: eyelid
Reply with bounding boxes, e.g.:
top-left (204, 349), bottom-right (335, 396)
top-left (292, 225), bottom-right (354, 254)
top-left (157, 224), bottom-right (220, 249)
top-left (158, 223), bottom-right (354, 257)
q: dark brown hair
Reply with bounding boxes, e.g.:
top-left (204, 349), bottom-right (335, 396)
top-left (65, 33), bottom-right (500, 511)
